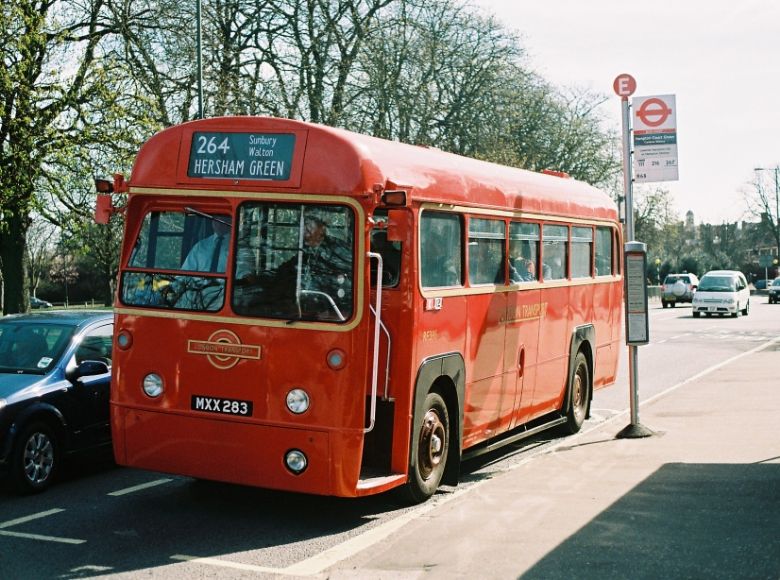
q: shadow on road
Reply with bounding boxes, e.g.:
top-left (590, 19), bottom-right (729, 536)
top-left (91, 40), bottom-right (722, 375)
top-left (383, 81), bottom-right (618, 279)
top-left (520, 462), bottom-right (780, 579)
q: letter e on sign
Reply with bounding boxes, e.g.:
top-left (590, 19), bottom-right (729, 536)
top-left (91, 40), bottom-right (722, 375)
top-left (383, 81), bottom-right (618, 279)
top-left (613, 74), bottom-right (637, 100)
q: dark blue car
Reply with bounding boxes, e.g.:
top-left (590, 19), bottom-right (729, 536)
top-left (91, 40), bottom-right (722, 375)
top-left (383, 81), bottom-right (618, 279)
top-left (0, 311), bottom-right (113, 493)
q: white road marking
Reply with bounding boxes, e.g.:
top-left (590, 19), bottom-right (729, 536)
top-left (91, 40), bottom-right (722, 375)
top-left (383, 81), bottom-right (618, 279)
top-left (0, 508), bottom-right (64, 529)
top-left (108, 478), bottom-right (173, 496)
top-left (0, 508), bottom-right (86, 544)
top-left (170, 555), bottom-right (281, 574)
top-left (0, 530), bottom-right (86, 544)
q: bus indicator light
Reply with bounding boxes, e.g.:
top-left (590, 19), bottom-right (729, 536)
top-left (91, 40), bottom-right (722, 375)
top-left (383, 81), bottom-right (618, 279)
top-left (327, 349), bottom-right (347, 370)
top-left (117, 330), bottom-right (132, 350)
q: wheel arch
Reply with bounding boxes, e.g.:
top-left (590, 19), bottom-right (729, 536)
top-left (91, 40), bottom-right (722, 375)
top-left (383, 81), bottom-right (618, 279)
top-left (563, 325), bottom-right (595, 417)
top-left (410, 353), bottom-right (465, 487)
top-left (3, 403), bottom-right (70, 461)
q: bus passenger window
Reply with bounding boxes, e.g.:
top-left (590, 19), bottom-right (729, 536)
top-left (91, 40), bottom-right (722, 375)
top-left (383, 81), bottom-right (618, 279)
top-left (542, 224), bottom-right (568, 280)
top-left (468, 218), bottom-right (505, 285)
top-left (421, 212), bottom-right (462, 288)
top-left (571, 226), bottom-right (593, 278)
top-left (509, 222), bottom-right (539, 283)
top-left (595, 227), bottom-right (613, 276)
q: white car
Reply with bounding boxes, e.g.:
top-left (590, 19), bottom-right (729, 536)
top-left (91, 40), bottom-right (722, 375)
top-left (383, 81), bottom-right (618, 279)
top-left (692, 270), bottom-right (750, 318)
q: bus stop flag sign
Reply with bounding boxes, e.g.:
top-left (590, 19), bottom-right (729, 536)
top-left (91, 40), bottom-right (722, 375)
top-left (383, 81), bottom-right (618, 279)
top-left (632, 94), bottom-right (679, 183)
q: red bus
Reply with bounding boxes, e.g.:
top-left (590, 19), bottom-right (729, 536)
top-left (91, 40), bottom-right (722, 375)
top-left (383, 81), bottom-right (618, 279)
top-left (106, 116), bottom-right (622, 502)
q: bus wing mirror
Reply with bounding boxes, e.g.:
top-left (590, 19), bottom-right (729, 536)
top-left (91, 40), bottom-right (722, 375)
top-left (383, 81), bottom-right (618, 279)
top-left (386, 209), bottom-right (409, 243)
top-left (95, 194), bottom-right (113, 224)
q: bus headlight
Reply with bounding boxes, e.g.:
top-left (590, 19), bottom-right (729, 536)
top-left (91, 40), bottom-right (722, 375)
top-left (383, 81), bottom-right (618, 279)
top-left (285, 449), bottom-right (308, 474)
top-left (142, 373), bottom-right (164, 398)
top-left (286, 389), bottom-right (310, 414)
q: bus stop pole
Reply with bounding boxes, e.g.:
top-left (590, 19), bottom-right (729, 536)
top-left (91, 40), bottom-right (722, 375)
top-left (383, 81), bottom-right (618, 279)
top-left (617, 95), bottom-right (653, 439)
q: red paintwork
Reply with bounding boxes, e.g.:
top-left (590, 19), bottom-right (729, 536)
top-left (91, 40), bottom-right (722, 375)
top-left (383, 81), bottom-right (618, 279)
top-left (111, 116), bottom-right (622, 497)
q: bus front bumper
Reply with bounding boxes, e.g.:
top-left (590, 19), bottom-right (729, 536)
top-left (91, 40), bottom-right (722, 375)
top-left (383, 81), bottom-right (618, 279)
top-left (112, 406), bottom-right (365, 497)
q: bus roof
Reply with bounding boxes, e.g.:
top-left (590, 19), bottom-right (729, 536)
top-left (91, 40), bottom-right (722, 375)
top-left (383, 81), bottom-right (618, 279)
top-left (130, 116), bottom-right (617, 221)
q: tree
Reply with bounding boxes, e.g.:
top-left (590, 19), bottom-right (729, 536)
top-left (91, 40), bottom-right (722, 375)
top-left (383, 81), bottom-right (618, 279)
top-left (746, 168), bottom-right (780, 258)
top-left (0, 0), bottom-right (140, 314)
top-left (25, 218), bottom-right (56, 298)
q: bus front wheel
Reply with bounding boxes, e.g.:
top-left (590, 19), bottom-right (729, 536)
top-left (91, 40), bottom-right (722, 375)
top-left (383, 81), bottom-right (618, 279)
top-left (401, 391), bottom-right (449, 504)
top-left (561, 352), bottom-right (590, 435)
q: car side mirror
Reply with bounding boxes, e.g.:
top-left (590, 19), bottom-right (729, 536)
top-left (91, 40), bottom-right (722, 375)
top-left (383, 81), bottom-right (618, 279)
top-left (67, 360), bottom-right (110, 382)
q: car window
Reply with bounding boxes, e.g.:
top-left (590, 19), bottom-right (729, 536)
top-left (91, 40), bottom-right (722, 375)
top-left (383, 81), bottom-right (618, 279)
top-left (0, 324), bottom-right (75, 373)
top-left (75, 325), bottom-right (113, 366)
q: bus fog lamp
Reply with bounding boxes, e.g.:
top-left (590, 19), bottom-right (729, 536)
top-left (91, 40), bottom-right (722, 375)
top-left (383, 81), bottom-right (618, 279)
top-left (142, 373), bottom-right (164, 398)
top-left (285, 449), bottom-right (308, 474)
top-left (286, 389), bottom-right (310, 414)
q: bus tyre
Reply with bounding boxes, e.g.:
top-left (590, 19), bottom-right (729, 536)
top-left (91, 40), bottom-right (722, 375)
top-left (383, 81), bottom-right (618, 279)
top-left (11, 421), bottom-right (59, 494)
top-left (402, 391), bottom-right (449, 504)
top-left (562, 353), bottom-right (590, 435)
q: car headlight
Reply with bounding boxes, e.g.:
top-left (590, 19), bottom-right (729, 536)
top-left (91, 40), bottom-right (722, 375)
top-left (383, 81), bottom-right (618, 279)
top-left (725, 298), bottom-right (735, 304)
top-left (0, 398), bottom-right (6, 412)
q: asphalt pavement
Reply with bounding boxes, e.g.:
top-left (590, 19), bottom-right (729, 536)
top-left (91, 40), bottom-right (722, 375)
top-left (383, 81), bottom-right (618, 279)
top-left (326, 337), bottom-right (780, 579)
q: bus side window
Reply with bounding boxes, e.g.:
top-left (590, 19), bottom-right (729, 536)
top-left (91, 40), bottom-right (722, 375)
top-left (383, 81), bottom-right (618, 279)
top-left (468, 218), bottom-right (505, 285)
top-left (571, 226), bottom-right (593, 278)
top-left (420, 212), bottom-right (462, 288)
top-left (509, 222), bottom-right (539, 282)
top-left (595, 226), bottom-right (613, 276)
top-left (542, 224), bottom-right (568, 280)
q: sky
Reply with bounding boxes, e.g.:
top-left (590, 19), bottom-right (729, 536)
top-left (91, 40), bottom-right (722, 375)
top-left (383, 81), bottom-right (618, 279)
top-left (470, 0), bottom-right (780, 225)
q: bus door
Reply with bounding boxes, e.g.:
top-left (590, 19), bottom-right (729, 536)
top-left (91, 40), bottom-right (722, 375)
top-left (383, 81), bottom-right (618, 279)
top-left (503, 222), bottom-right (543, 429)
top-left (463, 218), bottom-right (507, 445)
top-left (593, 225), bottom-right (618, 386)
top-left (532, 224), bottom-right (570, 415)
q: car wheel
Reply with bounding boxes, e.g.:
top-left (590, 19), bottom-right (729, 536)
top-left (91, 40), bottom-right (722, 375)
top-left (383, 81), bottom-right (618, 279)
top-left (693, 312), bottom-right (700, 318)
top-left (399, 391), bottom-right (449, 504)
top-left (11, 421), bottom-right (59, 493)
top-left (671, 302), bottom-right (676, 308)
top-left (731, 305), bottom-right (738, 318)
top-left (705, 312), bottom-right (712, 317)
top-left (742, 301), bottom-right (749, 316)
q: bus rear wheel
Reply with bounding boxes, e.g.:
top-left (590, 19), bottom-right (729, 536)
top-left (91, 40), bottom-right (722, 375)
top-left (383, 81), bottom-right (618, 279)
top-left (401, 391), bottom-right (449, 504)
top-left (561, 352), bottom-right (590, 435)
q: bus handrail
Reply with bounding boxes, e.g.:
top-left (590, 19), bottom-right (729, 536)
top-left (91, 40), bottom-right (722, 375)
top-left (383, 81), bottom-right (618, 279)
top-left (365, 251), bottom-right (382, 433)
top-left (369, 304), bottom-right (392, 400)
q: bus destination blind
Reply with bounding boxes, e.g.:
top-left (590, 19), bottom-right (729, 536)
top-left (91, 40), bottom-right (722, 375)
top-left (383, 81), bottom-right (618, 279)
top-left (188, 132), bottom-right (295, 180)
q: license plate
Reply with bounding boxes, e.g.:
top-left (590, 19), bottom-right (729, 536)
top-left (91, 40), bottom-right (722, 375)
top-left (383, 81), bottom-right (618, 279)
top-left (191, 395), bottom-right (253, 416)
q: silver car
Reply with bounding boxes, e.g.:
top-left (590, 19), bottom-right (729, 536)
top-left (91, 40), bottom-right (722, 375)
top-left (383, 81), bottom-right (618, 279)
top-left (662, 273), bottom-right (699, 308)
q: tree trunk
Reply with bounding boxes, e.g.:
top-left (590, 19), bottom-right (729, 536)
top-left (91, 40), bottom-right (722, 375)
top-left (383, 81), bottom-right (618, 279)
top-left (0, 210), bottom-right (31, 314)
